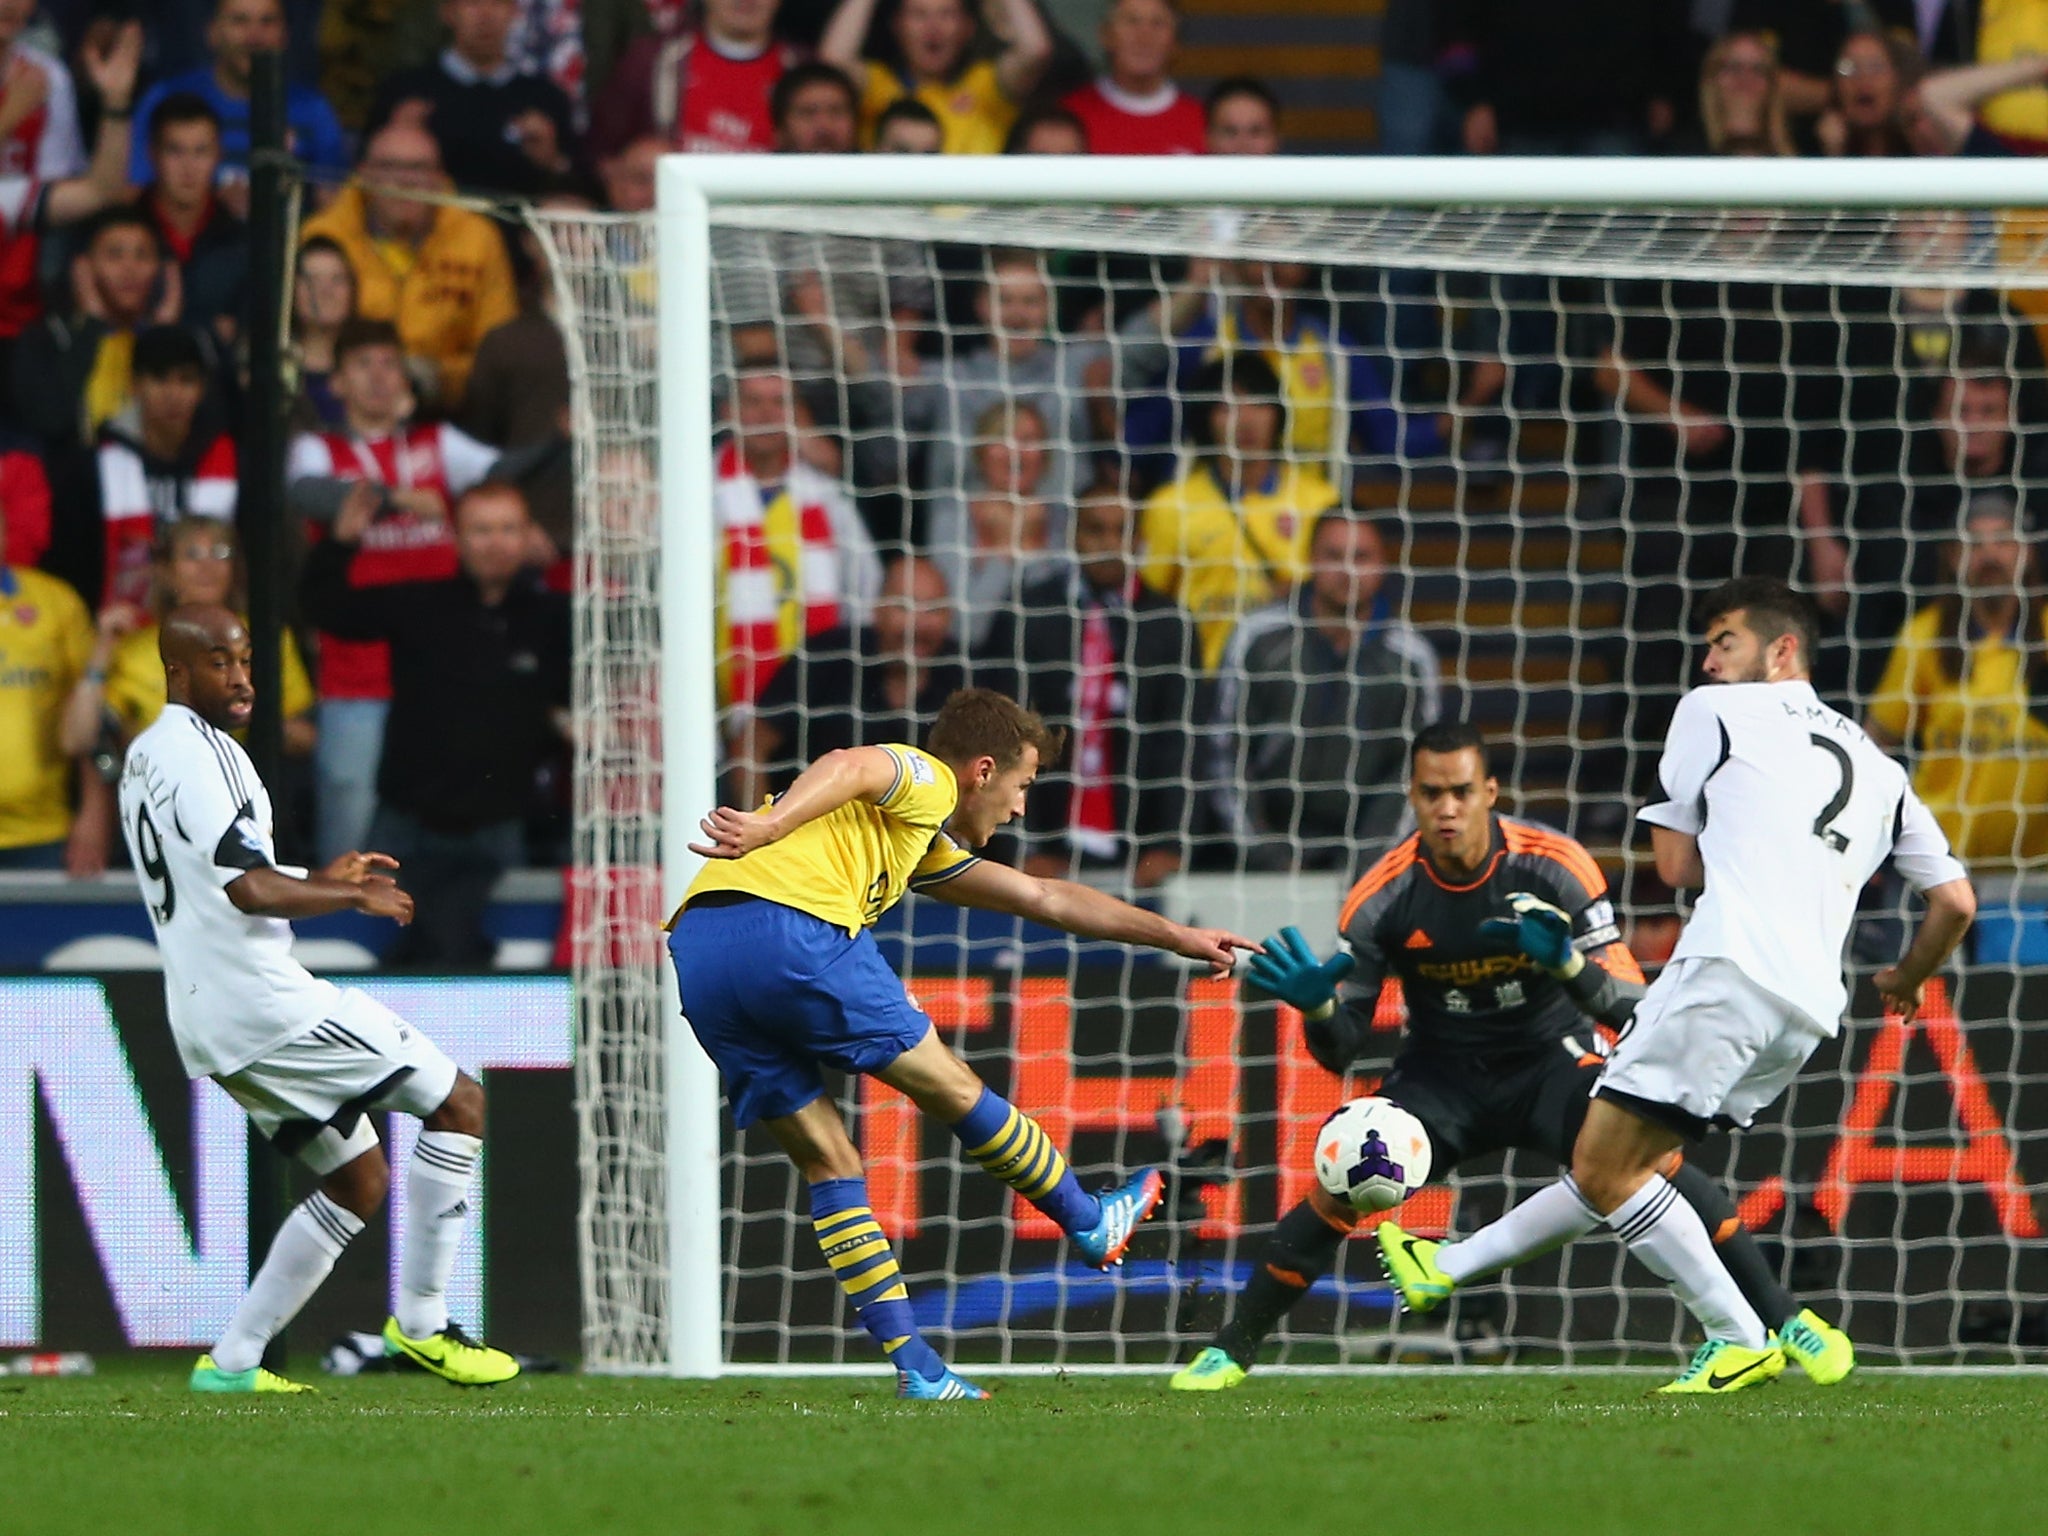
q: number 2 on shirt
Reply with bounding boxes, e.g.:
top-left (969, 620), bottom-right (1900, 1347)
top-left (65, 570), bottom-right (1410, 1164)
top-left (1810, 732), bottom-right (1854, 853)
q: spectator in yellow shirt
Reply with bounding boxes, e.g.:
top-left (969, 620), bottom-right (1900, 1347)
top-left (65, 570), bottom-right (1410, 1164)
top-left (1869, 493), bottom-right (2048, 866)
top-left (299, 122), bottom-right (518, 410)
top-left (60, 517), bottom-right (315, 766)
top-left (0, 498), bottom-right (104, 872)
top-left (1139, 350), bottom-right (1341, 670)
top-left (821, 0), bottom-right (1051, 154)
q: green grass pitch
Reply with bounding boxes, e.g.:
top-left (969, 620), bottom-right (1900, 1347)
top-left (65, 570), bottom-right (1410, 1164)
top-left (2, 1365), bottom-right (2042, 1536)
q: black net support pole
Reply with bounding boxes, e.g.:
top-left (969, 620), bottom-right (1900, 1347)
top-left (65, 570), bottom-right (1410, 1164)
top-left (241, 48), bottom-right (292, 1372)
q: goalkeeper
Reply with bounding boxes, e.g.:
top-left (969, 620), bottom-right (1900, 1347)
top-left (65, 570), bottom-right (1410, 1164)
top-left (673, 688), bottom-right (1258, 1400)
top-left (1171, 722), bottom-right (1852, 1391)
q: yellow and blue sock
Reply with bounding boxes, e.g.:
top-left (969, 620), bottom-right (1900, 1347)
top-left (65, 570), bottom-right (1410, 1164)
top-left (809, 1177), bottom-right (945, 1381)
top-left (951, 1087), bottom-right (1101, 1235)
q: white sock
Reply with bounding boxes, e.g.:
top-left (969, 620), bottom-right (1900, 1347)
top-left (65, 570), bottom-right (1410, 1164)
top-left (212, 1191), bottom-right (364, 1373)
top-left (1607, 1174), bottom-right (1768, 1348)
top-left (397, 1130), bottom-right (482, 1338)
top-left (1437, 1177), bottom-right (1602, 1283)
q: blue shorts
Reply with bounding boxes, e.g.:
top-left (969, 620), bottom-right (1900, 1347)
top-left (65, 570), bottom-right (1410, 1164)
top-left (667, 896), bottom-right (933, 1128)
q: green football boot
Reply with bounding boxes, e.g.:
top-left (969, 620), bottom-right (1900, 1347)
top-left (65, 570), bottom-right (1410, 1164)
top-left (1656, 1339), bottom-right (1785, 1395)
top-left (1775, 1309), bottom-right (1855, 1385)
top-left (1169, 1347), bottom-right (1249, 1392)
top-left (382, 1317), bottom-right (521, 1387)
top-left (1376, 1221), bottom-right (1456, 1314)
top-left (189, 1353), bottom-right (315, 1394)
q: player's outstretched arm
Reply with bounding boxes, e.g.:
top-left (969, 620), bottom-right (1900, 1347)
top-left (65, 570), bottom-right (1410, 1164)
top-left (928, 858), bottom-right (1259, 976)
top-left (1874, 878), bottom-right (1976, 1023)
top-left (691, 746), bottom-right (901, 859)
top-left (225, 865), bottom-right (415, 925)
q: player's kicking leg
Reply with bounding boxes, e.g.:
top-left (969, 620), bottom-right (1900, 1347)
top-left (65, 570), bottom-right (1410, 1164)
top-left (198, 991), bottom-right (518, 1392)
top-left (876, 1029), bottom-right (1165, 1270)
top-left (1377, 1051), bottom-right (1852, 1384)
top-left (1385, 1096), bottom-right (1783, 1393)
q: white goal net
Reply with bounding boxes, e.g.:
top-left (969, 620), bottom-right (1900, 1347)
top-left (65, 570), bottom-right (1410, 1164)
top-left (536, 157), bottom-right (2048, 1374)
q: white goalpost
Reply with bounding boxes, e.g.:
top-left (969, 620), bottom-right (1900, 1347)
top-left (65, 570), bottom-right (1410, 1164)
top-left (540, 155), bottom-right (2048, 1376)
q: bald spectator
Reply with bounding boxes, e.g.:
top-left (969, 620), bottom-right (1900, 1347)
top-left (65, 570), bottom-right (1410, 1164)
top-left (591, 0), bottom-right (804, 157)
top-left (1062, 0), bottom-right (1206, 156)
top-left (1205, 75), bottom-right (1280, 155)
top-left (369, 0), bottom-right (581, 195)
top-left (129, 0), bottom-right (347, 185)
top-left (299, 122), bottom-right (519, 408)
top-left (302, 479), bottom-right (569, 964)
top-left (732, 553), bottom-right (965, 809)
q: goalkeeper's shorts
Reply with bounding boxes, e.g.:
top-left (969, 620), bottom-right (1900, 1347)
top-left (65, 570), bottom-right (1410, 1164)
top-left (1376, 1036), bottom-right (1604, 1173)
top-left (668, 896), bottom-right (932, 1128)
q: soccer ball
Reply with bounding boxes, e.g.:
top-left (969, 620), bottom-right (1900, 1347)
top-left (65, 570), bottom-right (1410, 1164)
top-left (1314, 1097), bottom-right (1432, 1212)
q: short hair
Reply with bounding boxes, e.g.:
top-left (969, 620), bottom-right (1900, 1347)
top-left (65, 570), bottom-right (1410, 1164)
top-left (332, 315), bottom-right (403, 366)
top-left (971, 395), bottom-right (1047, 442)
top-left (81, 204), bottom-right (160, 255)
top-left (133, 324), bottom-right (207, 379)
top-left (925, 688), bottom-right (1066, 773)
top-left (1961, 488), bottom-right (2031, 537)
top-left (1003, 104), bottom-right (1089, 154)
top-left (1187, 350), bottom-right (1287, 449)
top-left (148, 90), bottom-right (223, 149)
top-left (770, 61), bottom-right (858, 131)
top-left (875, 97), bottom-right (942, 139)
top-left (1205, 75), bottom-right (1278, 126)
top-left (1410, 720), bottom-right (1490, 774)
top-left (1698, 575), bottom-right (1820, 669)
top-left (1308, 506), bottom-right (1395, 559)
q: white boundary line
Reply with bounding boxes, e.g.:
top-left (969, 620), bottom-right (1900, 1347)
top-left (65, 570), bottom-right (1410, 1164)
top-left (615, 1362), bottom-right (2048, 1379)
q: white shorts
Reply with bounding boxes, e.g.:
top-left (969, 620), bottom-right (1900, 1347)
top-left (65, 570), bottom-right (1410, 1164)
top-left (1596, 956), bottom-right (1829, 1137)
top-left (217, 988), bottom-right (460, 1176)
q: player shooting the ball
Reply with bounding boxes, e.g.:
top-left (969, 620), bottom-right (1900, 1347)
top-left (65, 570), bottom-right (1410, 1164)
top-left (671, 687), bottom-right (1259, 1399)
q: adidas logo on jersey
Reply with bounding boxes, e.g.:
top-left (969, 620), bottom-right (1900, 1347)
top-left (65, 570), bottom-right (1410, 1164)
top-left (1404, 930), bottom-right (1433, 950)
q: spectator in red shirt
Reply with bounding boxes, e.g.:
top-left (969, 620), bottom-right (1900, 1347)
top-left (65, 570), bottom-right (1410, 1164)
top-left (286, 317), bottom-right (500, 862)
top-left (94, 325), bottom-right (238, 613)
top-left (0, 18), bottom-right (139, 413)
top-left (1061, 0), bottom-right (1205, 156)
top-left (590, 0), bottom-right (802, 156)
top-left (0, 424), bottom-right (50, 568)
top-left (0, 0), bottom-right (88, 360)
top-left (1206, 75), bottom-right (1280, 155)
top-left (140, 93), bottom-right (247, 347)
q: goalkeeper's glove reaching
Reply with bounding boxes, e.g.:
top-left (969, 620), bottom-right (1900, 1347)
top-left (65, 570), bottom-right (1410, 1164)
top-left (1476, 891), bottom-right (1584, 979)
top-left (1247, 926), bottom-right (1362, 1074)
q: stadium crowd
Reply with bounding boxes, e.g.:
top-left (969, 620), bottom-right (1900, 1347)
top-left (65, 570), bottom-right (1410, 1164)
top-left (4, 0), bottom-right (2048, 964)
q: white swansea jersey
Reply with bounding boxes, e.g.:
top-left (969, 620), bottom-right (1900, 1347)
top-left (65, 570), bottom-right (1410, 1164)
top-left (1638, 680), bottom-right (1968, 1035)
top-left (117, 704), bottom-right (341, 1077)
